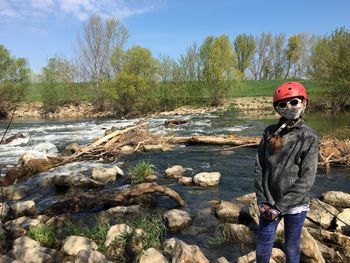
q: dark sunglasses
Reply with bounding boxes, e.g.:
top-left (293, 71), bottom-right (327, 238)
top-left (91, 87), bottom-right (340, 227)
top-left (277, 98), bottom-right (303, 109)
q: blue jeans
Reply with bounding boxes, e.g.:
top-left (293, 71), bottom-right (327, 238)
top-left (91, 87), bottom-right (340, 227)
top-left (256, 211), bottom-right (307, 263)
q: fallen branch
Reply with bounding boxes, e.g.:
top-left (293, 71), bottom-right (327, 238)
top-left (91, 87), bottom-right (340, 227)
top-left (42, 182), bottom-right (185, 216)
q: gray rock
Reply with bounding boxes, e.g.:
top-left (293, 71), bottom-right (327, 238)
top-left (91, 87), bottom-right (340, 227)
top-left (45, 214), bottom-right (71, 230)
top-left (2, 185), bottom-right (28, 201)
top-left (4, 216), bottom-right (41, 233)
top-left (138, 248), bottom-right (168, 263)
top-left (300, 227), bottom-right (325, 263)
top-left (236, 248), bottom-right (285, 263)
top-left (177, 176), bottom-right (193, 185)
top-left (11, 236), bottom-right (56, 263)
top-left (74, 250), bottom-right (110, 263)
top-left (215, 201), bottom-right (241, 223)
top-left (336, 208), bottom-right (350, 235)
top-left (217, 257), bottom-right (230, 263)
top-left (62, 143), bottom-right (80, 156)
top-left (165, 165), bottom-right (187, 179)
top-left (91, 165), bottom-right (124, 183)
top-left (105, 224), bottom-right (132, 247)
top-left (321, 191), bottom-right (350, 208)
top-left (163, 209), bottom-right (192, 232)
top-left (193, 172), bottom-right (221, 187)
top-left (0, 255), bottom-right (24, 263)
top-left (61, 236), bottom-right (98, 256)
top-left (10, 200), bottom-right (36, 219)
top-left (227, 224), bottom-right (254, 244)
top-left (163, 238), bottom-right (209, 263)
top-left (306, 198), bottom-right (339, 229)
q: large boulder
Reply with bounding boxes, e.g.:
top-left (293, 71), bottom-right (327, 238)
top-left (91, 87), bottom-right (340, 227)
top-left (307, 227), bottom-right (350, 257)
top-left (306, 198), bottom-right (338, 229)
top-left (163, 238), bottom-right (209, 263)
top-left (10, 200), bottom-right (36, 219)
top-left (214, 200), bottom-right (241, 223)
top-left (193, 172), bottom-right (221, 187)
top-left (2, 185), bottom-right (28, 201)
top-left (61, 236), bottom-right (98, 256)
top-left (138, 248), bottom-right (168, 263)
top-left (300, 227), bottom-right (325, 263)
top-left (4, 216), bottom-right (41, 233)
top-left (227, 224), bottom-right (255, 244)
top-left (336, 208), bottom-right (350, 235)
top-left (91, 165), bottom-right (124, 183)
top-left (75, 249), bottom-right (110, 263)
top-left (105, 224), bottom-right (132, 247)
top-left (10, 236), bottom-right (56, 263)
top-left (321, 191), bottom-right (350, 208)
top-left (163, 209), bottom-right (192, 232)
top-left (165, 165), bottom-right (187, 179)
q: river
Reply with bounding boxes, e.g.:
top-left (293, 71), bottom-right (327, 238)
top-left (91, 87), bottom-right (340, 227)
top-left (0, 110), bottom-right (350, 261)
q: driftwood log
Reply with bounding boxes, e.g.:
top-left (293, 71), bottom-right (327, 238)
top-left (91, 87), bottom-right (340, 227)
top-left (42, 182), bottom-right (185, 216)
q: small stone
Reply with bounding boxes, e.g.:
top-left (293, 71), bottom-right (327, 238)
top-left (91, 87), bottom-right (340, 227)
top-left (139, 248), bottom-right (168, 263)
top-left (165, 165), bottom-right (187, 179)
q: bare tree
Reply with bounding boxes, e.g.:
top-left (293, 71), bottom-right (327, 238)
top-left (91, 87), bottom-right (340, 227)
top-left (75, 14), bottom-right (128, 109)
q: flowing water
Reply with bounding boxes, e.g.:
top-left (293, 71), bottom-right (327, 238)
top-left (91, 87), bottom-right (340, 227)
top-left (0, 110), bottom-right (350, 261)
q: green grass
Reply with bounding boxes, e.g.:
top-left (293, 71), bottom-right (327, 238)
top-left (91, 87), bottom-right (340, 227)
top-left (29, 224), bottom-right (56, 247)
top-left (128, 161), bottom-right (154, 184)
top-left (131, 214), bottom-right (167, 250)
top-left (231, 79), bottom-right (327, 98)
top-left (207, 223), bottom-right (233, 248)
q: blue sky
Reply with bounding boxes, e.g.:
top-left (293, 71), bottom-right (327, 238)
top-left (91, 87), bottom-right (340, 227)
top-left (1, 0), bottom-right (349, 73)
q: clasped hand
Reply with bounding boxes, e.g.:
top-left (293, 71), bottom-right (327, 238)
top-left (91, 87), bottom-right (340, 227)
top-left (258, 204), bottom-right (280, 221)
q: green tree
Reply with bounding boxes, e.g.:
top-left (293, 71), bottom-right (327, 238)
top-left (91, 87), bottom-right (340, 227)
top-left (75, 14), bottom-right (129, 110)
top-left (310, 27), bottom-right (350, 110)
top-left (234, 34), bottom-right (255, 78)
top-left (40, 55), bottom-right (79, 112)
top-left (113, 46), bottom-right (157, 114)
top-left (285, 33), bottom-right (310, 79)
top-left (200, 35), bottom-right (238, 105)
top-left (0, 45), bottom-right (30, 116)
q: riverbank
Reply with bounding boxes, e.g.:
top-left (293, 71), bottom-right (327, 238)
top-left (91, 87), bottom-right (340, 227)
top-left (5, 97), bottom-right (274, 119)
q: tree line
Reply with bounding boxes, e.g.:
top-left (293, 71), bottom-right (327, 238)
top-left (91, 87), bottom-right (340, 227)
top-left (1, 14), bottom-right (349, 116)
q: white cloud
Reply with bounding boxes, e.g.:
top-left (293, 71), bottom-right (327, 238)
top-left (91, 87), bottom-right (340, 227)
top-left (0, 0), bottom-right (165, 21)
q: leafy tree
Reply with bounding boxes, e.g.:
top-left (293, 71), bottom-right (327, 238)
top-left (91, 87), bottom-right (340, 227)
top-left (0, 45), bottom-right (30, 116)
top-left (40, 55), bottom-right (79, 112)
top-left (200, 35), bottom-right (238, 105)
top-left (113, 46), bottom-right (157, 114)
top-left (285, 33), bottom-right (310, 79)
top-left (310, 27), bottom-right (350, 110)
top-left (75, 14), bottom-right (129, 110)
top-left (234, 34), bottom-right (255, 78)
top-left (249, 33), bottom-right (273, 80)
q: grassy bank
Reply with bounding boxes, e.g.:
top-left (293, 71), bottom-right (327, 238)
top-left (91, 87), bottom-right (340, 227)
top-left (24, 79), bottom-right (326, 102)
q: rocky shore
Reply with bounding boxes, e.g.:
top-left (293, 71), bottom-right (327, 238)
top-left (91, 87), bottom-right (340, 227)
top-left (7, 97), bottom-right (274, 119)
top-left (1, 160), bottom-right (349, 262)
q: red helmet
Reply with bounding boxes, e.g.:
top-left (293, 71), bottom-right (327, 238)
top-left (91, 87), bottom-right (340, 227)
top-left (273, 82), bottom-right (308, 104)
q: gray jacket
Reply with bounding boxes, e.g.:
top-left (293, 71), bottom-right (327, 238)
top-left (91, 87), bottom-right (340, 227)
top-left (254, 119), bottom-right (319, 214)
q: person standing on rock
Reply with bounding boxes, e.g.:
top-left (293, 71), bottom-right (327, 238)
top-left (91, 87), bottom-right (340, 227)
top-left (254, 82), bottom-right (319, 263)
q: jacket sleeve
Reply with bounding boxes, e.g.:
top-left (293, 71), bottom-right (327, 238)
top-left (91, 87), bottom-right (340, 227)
top-left (254, 130), bottom-right (267, 204)
top-left (274, 134), bottom-right (319, 213)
